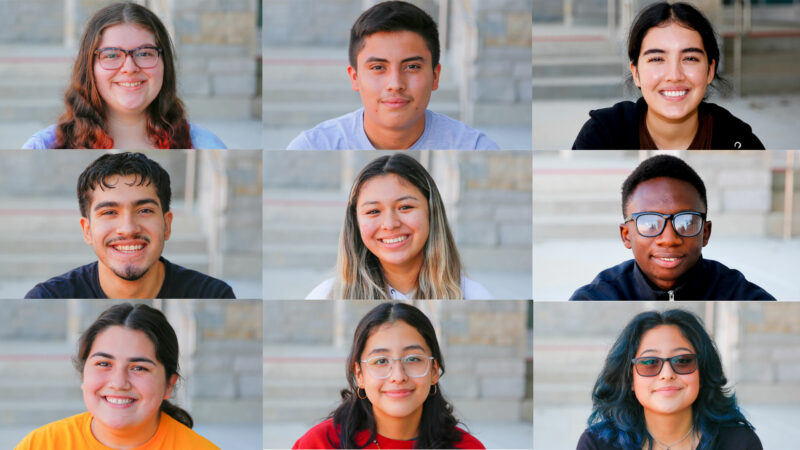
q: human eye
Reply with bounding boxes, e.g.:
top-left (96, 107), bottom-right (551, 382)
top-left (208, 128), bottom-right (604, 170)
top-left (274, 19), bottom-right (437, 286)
top-left (371, 357), bottom-right (389, 366)
top-left (647, 56), bottom-right (664, 63)
top-left (405, 63), bottom-right (422, 71)
top-left (98, 209), bottom-right (116, 217)
top-left (638, 358), bottom-right (657, 366)
top-left (131, 365), bottom-right (150, 372)
top-left (369, 64), bottom-right (385, 71)
top-left (101, 49), bottom-right (120, 60)
top-left (135, 48), bottom-right (156, 58)
top-left (404, 355), bottom-right (423, 363)
top-left (138, 207), bottom-right (155, 214)
top-left (683, 56), bottom-right (700, 62)
top-left (95, 360), bottom-right (111, 368)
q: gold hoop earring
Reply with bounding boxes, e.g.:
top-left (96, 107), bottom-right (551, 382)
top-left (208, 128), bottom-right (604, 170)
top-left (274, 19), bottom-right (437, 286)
top-left (357, 387), bottom-right (367, 400)
top-left (430, 383), bottom-right (438, 396)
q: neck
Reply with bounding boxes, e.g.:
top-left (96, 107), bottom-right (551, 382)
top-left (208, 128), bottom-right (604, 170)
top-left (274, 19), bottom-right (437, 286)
top-left (106, 110), bottom-right (154, 149)
top-left (90, 411), bottom-right (161, 449)
top-left (381, 257), bottom-right (423, 295)
top-left (645, 108), bottom-right (699, 150)
top-left (374, 407), bottom-right (422, 441)
top-left (363, 111), bottom-right (425, 150)
top-left (645, 407), bottom-right (694, 449)
top-left (98, 259), bottom-right (165, 299)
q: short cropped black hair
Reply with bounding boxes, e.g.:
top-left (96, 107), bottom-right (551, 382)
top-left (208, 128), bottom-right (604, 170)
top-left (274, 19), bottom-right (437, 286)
top-left (349, 0), bottom-right (440, 71)
top-left (621, 154), bottom-right (707, 216)
top-left (77, 152), bottom-right (171, 218)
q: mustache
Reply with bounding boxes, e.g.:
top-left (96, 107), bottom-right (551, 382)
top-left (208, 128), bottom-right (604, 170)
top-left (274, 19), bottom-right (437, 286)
top-left (104, 235), bottom-right (151, 246)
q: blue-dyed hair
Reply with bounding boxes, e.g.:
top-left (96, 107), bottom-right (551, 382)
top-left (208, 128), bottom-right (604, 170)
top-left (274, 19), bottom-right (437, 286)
top-left (587, 309), bottom-right (754, 449)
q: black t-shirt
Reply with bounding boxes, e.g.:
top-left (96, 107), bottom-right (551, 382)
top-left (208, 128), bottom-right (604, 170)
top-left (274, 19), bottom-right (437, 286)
top-left (25, 257), bottom-right (235, 299)
top-left (576, 426), bottom-right (763, 450)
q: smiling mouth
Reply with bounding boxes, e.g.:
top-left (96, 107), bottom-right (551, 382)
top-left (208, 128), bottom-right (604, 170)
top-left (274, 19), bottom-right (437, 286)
top-left (117, 81), bottom-right (144, 87)
top-left (652, 255), bottom-right (684, 269)
top-left (660, 89), bottom-right (687, 98)
top-left (383, 389), bottom-right (413, 398)
top-left (379, 236), bottom-right (408, 244)
top-left (111, 243), bottom-right (146, 254)
top-left (104, 396), bottom-right (136, 406)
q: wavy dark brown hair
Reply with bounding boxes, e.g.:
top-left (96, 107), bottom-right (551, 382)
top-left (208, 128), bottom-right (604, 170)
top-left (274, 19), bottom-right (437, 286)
top-left (56, 2), bottom-right (191, 149)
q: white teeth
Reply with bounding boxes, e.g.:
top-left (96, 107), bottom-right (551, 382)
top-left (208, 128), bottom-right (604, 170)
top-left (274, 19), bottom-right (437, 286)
top-left (106, 397), bottom-right (133, 405)
top-left (118, 81), bottom-right (143, 87)
top-left (660, 257), bottom-right (677, 261)
top-left (381, 236), bottom-right (407, 244)
top-left (661, 90), bottom-right (687, 97)
top-left (115, 244), bottom-right (144, 252)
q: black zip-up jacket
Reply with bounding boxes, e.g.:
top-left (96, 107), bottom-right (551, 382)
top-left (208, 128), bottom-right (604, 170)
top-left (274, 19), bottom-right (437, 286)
top-left (572, 98), bottom-right (765, 150)
top-left (570, 257), bottom-right (775, 300)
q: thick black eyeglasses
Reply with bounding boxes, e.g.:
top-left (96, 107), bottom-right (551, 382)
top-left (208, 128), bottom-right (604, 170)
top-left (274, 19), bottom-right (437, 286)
top-left (632, 354), bottom-right (698, 377)
top-left (94, 46), bottom-right (162, 70)
top-left (623, 212), bottom-right (706, 238)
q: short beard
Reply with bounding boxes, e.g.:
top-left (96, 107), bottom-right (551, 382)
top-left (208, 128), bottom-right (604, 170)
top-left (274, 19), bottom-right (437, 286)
top-left (112, 264), bottom-right (150, 282)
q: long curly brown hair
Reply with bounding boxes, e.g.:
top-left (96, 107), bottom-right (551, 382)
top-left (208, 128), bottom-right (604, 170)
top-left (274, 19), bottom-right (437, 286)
top-left (56, 2), bottom-right (191, 149)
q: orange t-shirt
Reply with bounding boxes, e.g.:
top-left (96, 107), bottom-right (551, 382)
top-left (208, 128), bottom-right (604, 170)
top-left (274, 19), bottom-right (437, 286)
top-left (15, 411), bottom-right (219, 450)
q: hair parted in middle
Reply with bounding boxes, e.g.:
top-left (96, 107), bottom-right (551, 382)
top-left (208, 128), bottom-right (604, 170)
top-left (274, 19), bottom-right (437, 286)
top-left (335, 153), bottom-right (462, 299)
top-left (56, 2), bottom-right (191, 149)
top-left (349, 0), bottom-right (440, 72)
top-left (621, 154), bottom-right (707, 216)
top-left (74, 302), bottom-right (194, 428)
top-left (587, 309), bottom-right (754, 449)
top-left (329, 302), bottom-right (461, 448)
top-left (77, 152), bottom-right (172, 218)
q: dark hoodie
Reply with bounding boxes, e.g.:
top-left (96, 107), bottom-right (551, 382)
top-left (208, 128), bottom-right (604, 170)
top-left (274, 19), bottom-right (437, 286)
top-left (570, 257), bottom-right (775, 300)
top-left (572, 98), bottom-right (765, 150)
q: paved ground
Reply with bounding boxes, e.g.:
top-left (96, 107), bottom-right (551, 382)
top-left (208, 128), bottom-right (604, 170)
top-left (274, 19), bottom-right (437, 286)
top-left (534, 404), bottom-right (800, 449)
top-left (0, 119), bottom-right (261, 150)
top-left (264, 420), bottom-right (532, 449)
top-left (533, 94), bottom-right (800, 150)
top-left (0, 423), bottom-right (261, 450)
top-left (533, 237), bottom-right (800, 300)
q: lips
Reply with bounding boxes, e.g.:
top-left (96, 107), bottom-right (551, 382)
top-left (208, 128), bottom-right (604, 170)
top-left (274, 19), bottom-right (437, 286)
top-left (382, 389), bottom-right (413, 399)
top-left (378, 235), bottom-right (409, 248)
top-left (653, 386), bottom-right (683, 396)
top-left (659, 88), bottom-right (689, 101)
top-left (103, 395), bottom-right (136, 408)
top-left (381, 97), bottom-right (411, 109)
top-left (652, 254), bottom-right (684, 269)
top-left (107, 238), bottom-right (149, 255)
top-left (115, 80), bottom-right (146, 89)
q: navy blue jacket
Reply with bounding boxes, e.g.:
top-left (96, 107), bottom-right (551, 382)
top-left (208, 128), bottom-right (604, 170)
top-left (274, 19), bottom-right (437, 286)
top-left (572, 98), bottom-right (765, 150)
top-left (570, 257), bottom-right (774, 301)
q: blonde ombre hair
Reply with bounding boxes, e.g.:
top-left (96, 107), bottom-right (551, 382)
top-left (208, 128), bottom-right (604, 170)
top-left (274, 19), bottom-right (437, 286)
top-left (334, 153), bottom-right (463, 299)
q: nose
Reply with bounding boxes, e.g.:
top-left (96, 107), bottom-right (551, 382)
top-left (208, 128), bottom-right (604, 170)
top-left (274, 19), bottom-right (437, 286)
top-left (659, 360), bottom-right (677, 379)
top-left (665, 58), bottom-right (685, 81)
top-left (119, 52), bottom-right (140, 73)
top-left (116, 211), bottom-right (142, 236)
top-left (386, 67), bottom-right (406, 92)
top-left (388, 359), bottom-right (408, 382)
top-left (381, 210), bottom-right (400, 230)
top-left (655, 218), bottom-right (683, 246)
top-left (109, 366), bottom-right (131, 389)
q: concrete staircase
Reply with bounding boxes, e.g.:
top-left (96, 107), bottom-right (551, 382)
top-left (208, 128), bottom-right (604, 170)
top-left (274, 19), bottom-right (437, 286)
top-left (0, 45), bottom-right (72, 123)
top-left (767, 165), bottom-right (800, 237)
top-left (533, 336), bottom-right (610, 406)
top-left (0, 340), bottom-right (84, 426)
top-left (0, 197), bottom-right (211, 299)
top-left (263, 46), bottom-right (461, 128)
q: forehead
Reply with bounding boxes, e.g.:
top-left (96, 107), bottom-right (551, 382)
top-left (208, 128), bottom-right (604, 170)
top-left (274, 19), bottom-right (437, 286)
top-left (358, 173), bottom-right (423, 202)
top-left (357, 30), bottom-right (432, 64)
top-left (98, 23), bottom-right (156, 47)
top-left (88, 174), bottom-right (161, 207)
top-left (627, 177), bottom-right (704, 214)
top-left (90, 325), bottom-right (157, 358)
top-left (362, 321), bottom-right (430, 354)
top-left (637, 324), bottom-right (695, 355)
top-left (640, 22), bottom-right (705, 53)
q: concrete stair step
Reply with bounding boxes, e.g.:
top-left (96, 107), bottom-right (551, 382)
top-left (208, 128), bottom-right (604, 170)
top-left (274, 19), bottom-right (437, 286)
top-left (533, 192), bottom-right (620, 215)
top-left (263, 224), bottom-right (341, 245)
top-left (0, 98), bottom-right (63, 121)
top-left (263, 399), bottom-right (339, 422)
top-left (532, 76), bottom-right (624, 99)
top-left (263, 244), bottom-right (338, 269)
top-left (0, 78), bottom-right (68, 99)
top-left (263, 357), bottom-right (344, 381)
top-left (532, 56), bottom-right (624, 78)
top-left (533, 214), bottom-right (621, 240)
top-left (532, 172), bottom-right (629, 194)
top-left (0, 380), bottom-right (82, 402)
top-left (0, 400), bottom-right (84, 426)
top-left (263, 201), bottom-right (344, 224)
top-left (532, 38), bottom-right (618, 58)
top-left (263, 379), bottom-right (344, 400)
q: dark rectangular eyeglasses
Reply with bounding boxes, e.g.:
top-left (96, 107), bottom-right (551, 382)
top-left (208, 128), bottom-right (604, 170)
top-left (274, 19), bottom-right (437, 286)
top-left (94, 46), bottom-right (162, 70)
top-left (632, 354), bottom-right (698, 377)
top-left (623, 211), bottom-right (706, 238)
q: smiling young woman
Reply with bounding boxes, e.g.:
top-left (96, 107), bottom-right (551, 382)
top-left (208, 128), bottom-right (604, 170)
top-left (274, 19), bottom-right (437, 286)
top-left (305, 153), bottom-right (492, 300)
top-left (576, 309), bottom-right (763, 450)
top-left (22, 2), bottom-right (225, 149)
top-left (572, 1), bottom-right (764, 150)
top-left (15, 303), bottom-right (219, 450)
top-left (293, 302), bottom-right (484, 449)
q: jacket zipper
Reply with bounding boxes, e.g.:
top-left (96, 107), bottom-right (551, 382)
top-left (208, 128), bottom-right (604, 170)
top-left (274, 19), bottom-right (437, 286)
top-left (669, 290), bottom-right (675, 301)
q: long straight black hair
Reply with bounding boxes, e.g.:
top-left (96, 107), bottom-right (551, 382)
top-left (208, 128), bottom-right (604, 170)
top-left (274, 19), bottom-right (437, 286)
top-left (74, 303), bottom-right (193, 428)
top-left (329, 302), bottom-right (461, 448)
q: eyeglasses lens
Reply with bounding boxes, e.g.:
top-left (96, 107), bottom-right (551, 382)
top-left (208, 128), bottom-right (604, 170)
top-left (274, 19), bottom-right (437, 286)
top-left (366, 355), bottom-right (430, 378)
top-left (98, 48), bottom-right (159, 69)
top-left (635, 355), bottom-right (697, 376)
top-left (636, 214), bottom-right (702, 237)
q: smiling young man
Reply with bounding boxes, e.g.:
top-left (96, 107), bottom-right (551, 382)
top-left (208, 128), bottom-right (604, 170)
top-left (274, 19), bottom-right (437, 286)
top-left (287, 0), bottom-right (498, 150)
top-left (26, 152), bottom-right (235, 299)
top-left (570, 155), bottom-right (774, 300)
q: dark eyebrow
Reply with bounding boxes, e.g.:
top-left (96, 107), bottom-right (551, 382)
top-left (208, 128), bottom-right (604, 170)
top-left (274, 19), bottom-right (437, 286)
top-left (89, 352), bottom-right (156, 365)
top-left (642, 47), bottom-right (705, 56)
top-left (639, 347), bottom-right (693, 356)
top-left (367, 344), bottom-right (426, 356)
top-left (359, 195), bottom-right (420, 208)
top-left (93, 198), bottom-right (159, 212)
top-left (364, 56), bottom-right (426, 64)
top-left (134, 198), bottom-right (160, 208)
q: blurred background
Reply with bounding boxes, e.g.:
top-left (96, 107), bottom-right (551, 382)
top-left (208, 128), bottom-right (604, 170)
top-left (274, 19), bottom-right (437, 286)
top-left (0, 149), bottom-right (262, 299)
top-left (0, 0), bottom-right (261, 149)
top-left (263, 150), bottom-right (532, 300)
top-left (0, 299), bottom-right (262, 450)
top-left (262, 0), bottom-right (532, 149)
top-left (533, 301), bottom-right (800, 449)
top-left (263, 300), bottom-right (533, 449)
top-left (533, 149), bottom-right (800, 299)
top-left (533, 0), bottom-right (800, 149)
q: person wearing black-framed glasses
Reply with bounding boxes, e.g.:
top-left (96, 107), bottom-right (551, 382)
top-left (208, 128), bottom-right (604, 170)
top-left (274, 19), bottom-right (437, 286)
top-left (570, 154), bottom-right (774, 300)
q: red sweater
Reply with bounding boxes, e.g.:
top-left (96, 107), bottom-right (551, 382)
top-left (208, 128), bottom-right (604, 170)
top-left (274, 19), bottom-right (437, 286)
top-left (293, 418), bottom-right (485, 449)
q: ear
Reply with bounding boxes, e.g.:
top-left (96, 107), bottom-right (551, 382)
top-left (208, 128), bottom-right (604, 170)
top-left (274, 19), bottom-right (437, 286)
top-left (706, 59), bottom-right (716, 85)
top-left (354, 361), bottom-right (363, 388)
top-left (431, 359), bottom-right (440, 385)
top-left (620, 222), bottom-right (633, 249)
top-left (432, 64), bottom-right (441, 91)
top-left (347, 66), bottom-right (359, 92)
top-left (701, 220), bottom-right (712, 247)
top-left (164, 373), bottom-right (178, 399)
top-left (630, 62), bottom-right (641, 88)
top-left (80, 217), bottom-right (93, 245)
top-left (163, 211), bottom-right (173, 241)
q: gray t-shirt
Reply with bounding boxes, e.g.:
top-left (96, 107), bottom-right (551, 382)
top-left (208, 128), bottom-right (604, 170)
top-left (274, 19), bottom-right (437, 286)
top-left (287, 108), bottom-right (499, 150)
